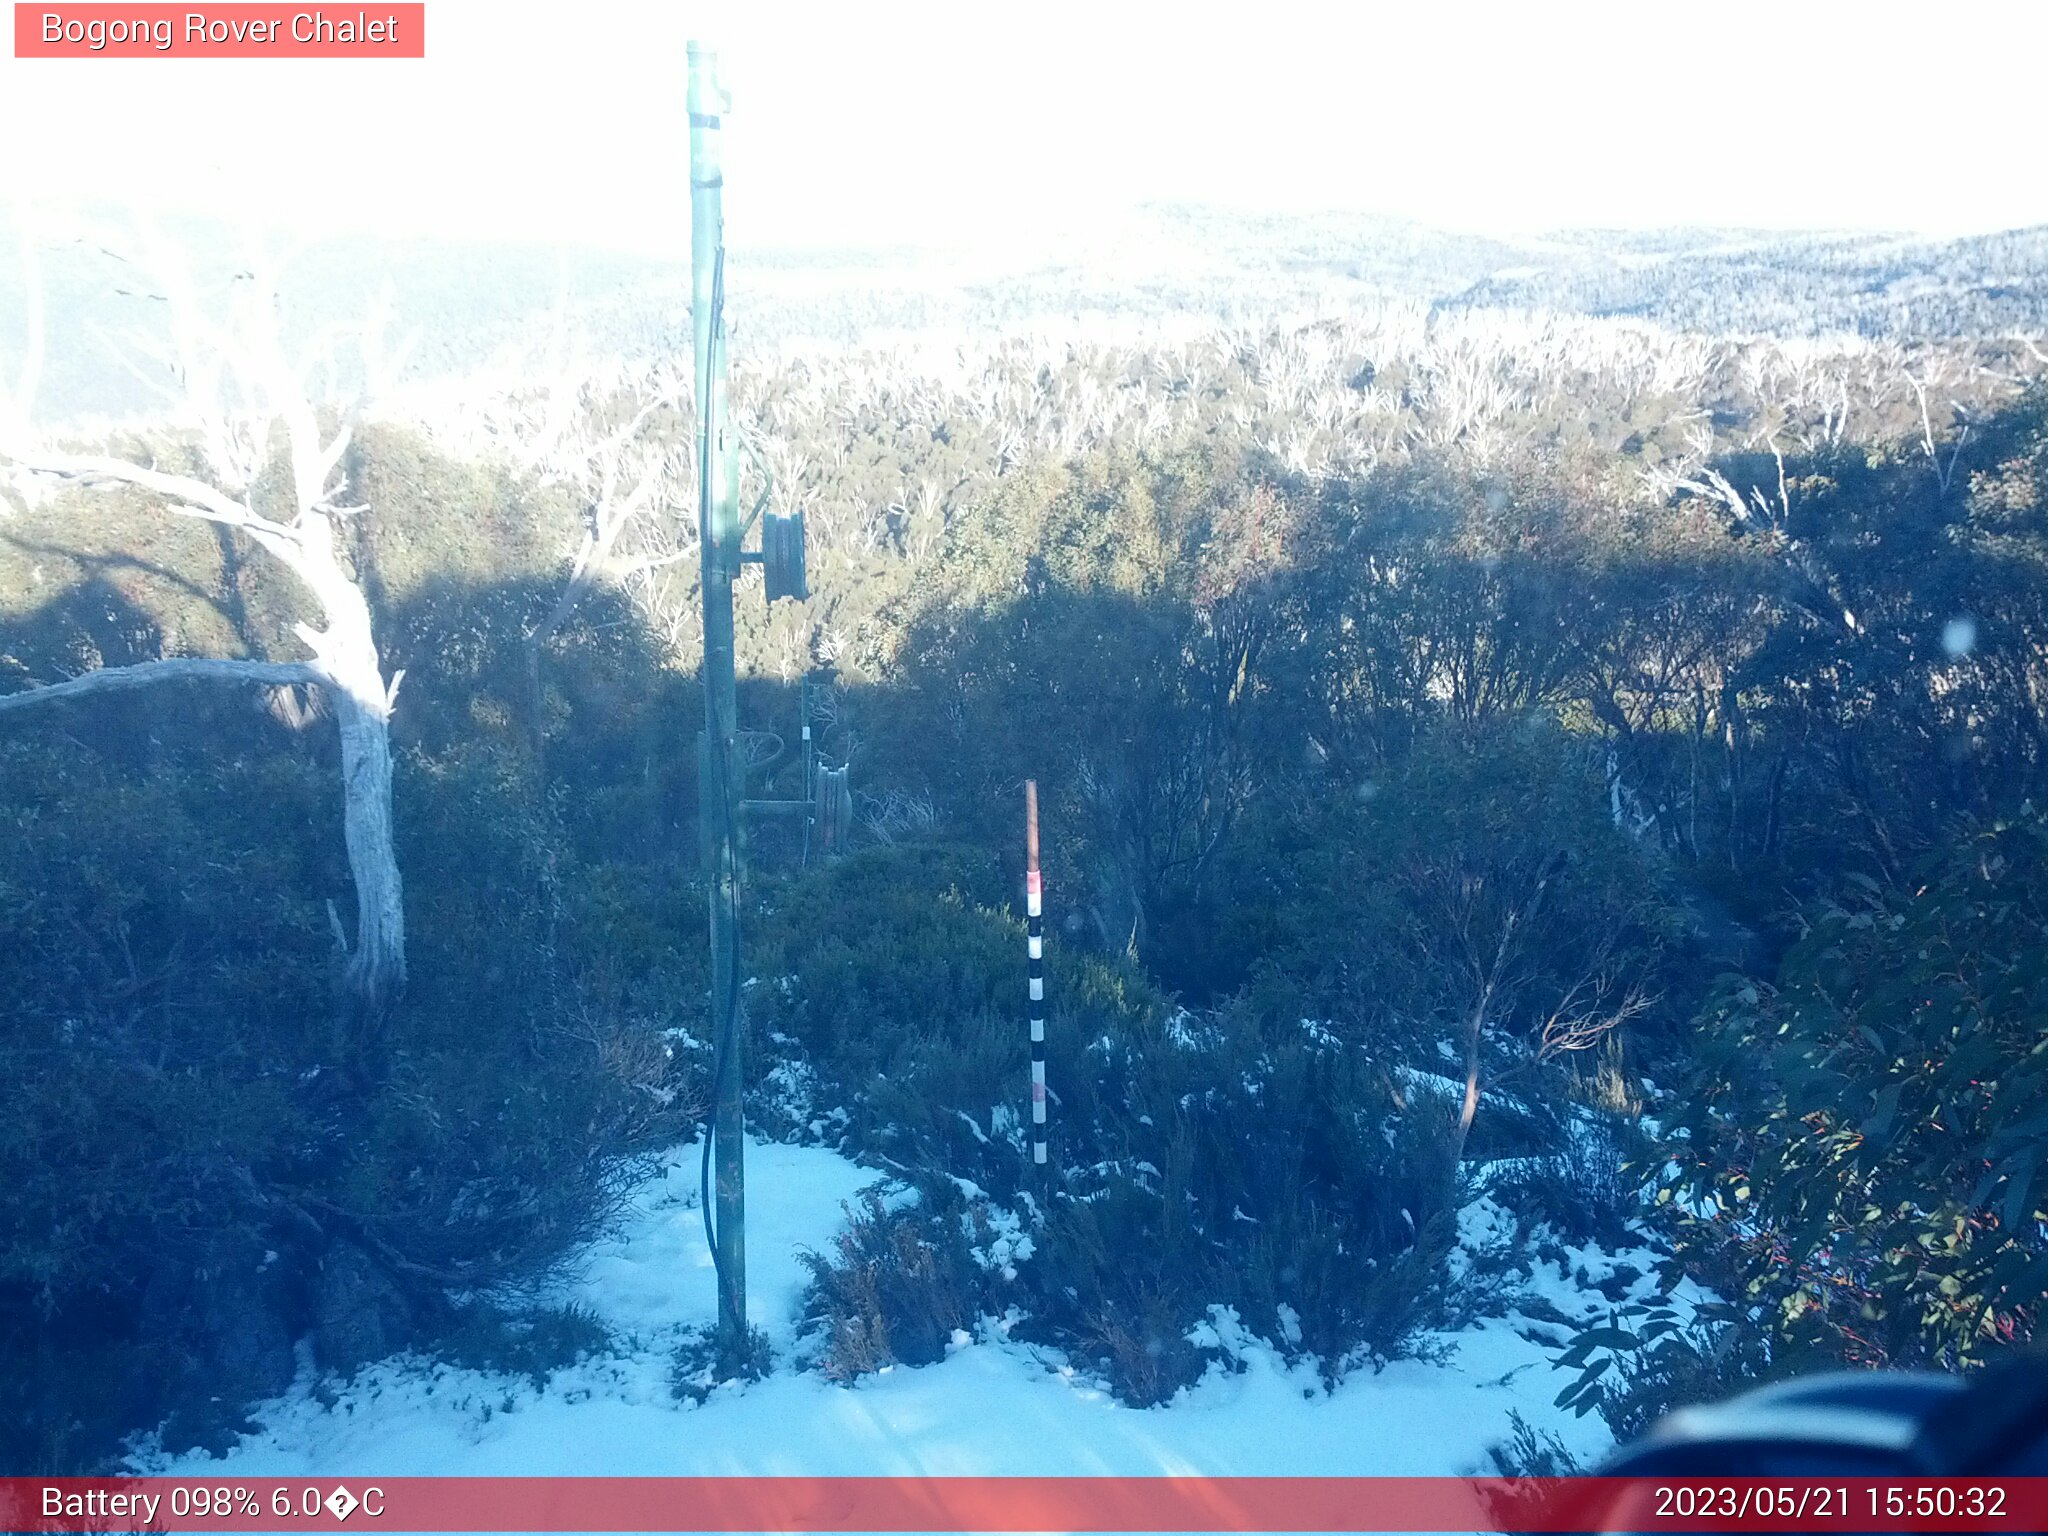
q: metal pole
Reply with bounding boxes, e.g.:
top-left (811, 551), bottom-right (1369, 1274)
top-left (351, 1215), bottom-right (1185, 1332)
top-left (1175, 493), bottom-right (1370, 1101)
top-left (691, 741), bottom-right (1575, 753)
top-left (689, 38), bottom-right (746, 1359)
top-left (800, 675), bottom-right (814, 868)
top-left (1026, 781), bottom-right (1047, 1168)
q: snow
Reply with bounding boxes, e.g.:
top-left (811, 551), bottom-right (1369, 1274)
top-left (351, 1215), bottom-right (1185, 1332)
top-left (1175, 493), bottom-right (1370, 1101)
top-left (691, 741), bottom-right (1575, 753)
top-left (136, 1135), bottom-right (1659, 1483)
top-left (1391, 1063), bottom-right (1538, 1120)
top-left (549, 1141), bottom-right (876, 1351)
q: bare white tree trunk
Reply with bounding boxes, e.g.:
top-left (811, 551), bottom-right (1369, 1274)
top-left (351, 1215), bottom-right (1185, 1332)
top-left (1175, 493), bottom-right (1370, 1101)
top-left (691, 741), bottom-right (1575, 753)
top-left (1451, 989), bottom-right (1487, 1167)
top-left (293, 516), bottom-right (407, 1018)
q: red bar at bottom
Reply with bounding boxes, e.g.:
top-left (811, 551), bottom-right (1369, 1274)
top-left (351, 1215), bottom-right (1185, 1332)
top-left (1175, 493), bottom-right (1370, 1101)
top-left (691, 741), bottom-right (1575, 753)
top-left (5, 1475), bottom-right (2047, 1532)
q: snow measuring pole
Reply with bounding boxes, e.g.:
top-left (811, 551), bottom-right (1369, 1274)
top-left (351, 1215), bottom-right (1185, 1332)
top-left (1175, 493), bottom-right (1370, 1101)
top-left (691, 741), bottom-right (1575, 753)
top-left (1026, 782), bottom-right (1048, 1169)
top-left (689, 37), bottom-right (812, 1370)
top-left (689, 39), bottom-right (747, 1364)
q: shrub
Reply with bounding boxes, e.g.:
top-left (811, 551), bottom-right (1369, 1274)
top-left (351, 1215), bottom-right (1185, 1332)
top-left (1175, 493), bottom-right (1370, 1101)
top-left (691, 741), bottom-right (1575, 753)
top-left (799, 1187), bottom-right (983, 1381)
top-left (1077, 1288), bottom-right (1212, 1408)
top-left (1486, 1407), bottom-right (1587, 1476)
top-left (0, 721), bottom-right (701, 1468)
top-left (1485, 1111), bottom-right (1645, 1251)
top-left (1004, 992), bottom-right (1474, 1397)
top-left (1551, 1298), bottom-right (1794, 1446)
top-left (748, 842), bottom-right (1164, 1199)
top-left (435, 1303), bottom-right (614, 1387)
top-left (0, 731), bottom-right (332, 1470)
top-left (1021, 1166), bottom-right (1212, 1404)
top-left (753, 847), bottom-right (1485, 1400)
top-left (1656, 813), bottom-right (2048, 1372)
top-left (1480, 1410), bottom-right (1588, 1533)
top-left (671, 1324), bottom-right (774, 1403)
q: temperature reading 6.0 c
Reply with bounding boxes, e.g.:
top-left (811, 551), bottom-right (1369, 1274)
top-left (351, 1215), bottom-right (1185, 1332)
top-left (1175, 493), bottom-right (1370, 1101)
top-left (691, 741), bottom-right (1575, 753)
top-left (274, 1486), bottom-right (325, 1518)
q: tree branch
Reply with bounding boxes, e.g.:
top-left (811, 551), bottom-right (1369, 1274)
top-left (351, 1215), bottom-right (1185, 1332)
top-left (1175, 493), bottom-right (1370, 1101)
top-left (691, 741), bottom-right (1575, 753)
top-left (0, 448), bottom-right (302, 546)
top-left (0, 657), bottom-right (324, 715)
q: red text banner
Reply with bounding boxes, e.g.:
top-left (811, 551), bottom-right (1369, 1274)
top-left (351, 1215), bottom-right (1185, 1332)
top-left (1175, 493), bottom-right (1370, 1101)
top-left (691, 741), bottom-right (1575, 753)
top-left (14, 4), bottom-right (425, 57)
top-left (4, 1476), bottom-right (2048, 1532)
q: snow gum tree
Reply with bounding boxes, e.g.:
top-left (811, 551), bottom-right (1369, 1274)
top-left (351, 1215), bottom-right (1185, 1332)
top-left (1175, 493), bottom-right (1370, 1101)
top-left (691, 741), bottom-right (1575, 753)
top-left (0, 226), bottom-right (411, 1050)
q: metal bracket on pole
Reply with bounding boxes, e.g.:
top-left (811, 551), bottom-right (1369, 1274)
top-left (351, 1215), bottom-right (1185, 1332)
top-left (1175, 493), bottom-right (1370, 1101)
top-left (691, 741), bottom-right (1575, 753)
top-left (735, 440), bottom-right (807, 603)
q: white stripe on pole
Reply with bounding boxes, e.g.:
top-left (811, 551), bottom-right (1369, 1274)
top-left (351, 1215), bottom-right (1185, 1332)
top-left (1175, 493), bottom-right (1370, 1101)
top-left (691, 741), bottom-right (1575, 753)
top-left (1026, 782), bottom-right (1047, 1173)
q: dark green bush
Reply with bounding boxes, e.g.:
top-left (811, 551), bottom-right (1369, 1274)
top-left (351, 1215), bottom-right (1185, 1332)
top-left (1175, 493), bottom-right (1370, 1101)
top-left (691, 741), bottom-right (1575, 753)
top-left (747, 842), bottom-right (1163, 1193)
top-left (1485, 1112), bottom-right (1647, 1252)
top-left (671, 1324), bottom-right (774, 1403)
top-left (752, 841), bottom-right (1487, 1398)
top-left (1012, 997), bottom-right (1471, 1398)
top-left (1550, 1297), bottom-right (1798, 1446)
top-left (0, 728), bottom-right (332, 1469)
top-left (435, 1302), bottom-right (615, 1387)
top-left (1654, 812), bottom-right (2048, 1372)
top-left (1486, 1407), bottom-right (1587, 1476)
top-left (0, 712), bottom-right (700, 1469)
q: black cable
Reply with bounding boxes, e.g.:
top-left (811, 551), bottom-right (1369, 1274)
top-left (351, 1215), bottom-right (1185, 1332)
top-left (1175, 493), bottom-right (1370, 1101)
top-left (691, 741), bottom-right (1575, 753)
top-left (707, 731), bottom-right (745, 1331)
top-left (699, 240), bottom-right (728, 1292)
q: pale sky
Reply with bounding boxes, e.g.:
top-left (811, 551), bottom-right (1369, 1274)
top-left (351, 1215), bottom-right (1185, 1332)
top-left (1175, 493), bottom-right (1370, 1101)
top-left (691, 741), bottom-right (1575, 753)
top-left (4, 0), bottom-right (2045, 254)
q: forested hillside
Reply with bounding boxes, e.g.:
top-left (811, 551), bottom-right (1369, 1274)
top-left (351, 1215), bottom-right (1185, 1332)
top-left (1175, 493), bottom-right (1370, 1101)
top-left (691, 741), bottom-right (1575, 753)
top-left (3, 226), bottom-right (2045, 1473)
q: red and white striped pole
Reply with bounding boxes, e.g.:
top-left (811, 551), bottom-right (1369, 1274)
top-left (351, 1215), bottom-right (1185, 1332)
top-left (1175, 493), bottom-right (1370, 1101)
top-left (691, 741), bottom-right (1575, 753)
top-left (1026, 780), bottom-right (1047, 1169)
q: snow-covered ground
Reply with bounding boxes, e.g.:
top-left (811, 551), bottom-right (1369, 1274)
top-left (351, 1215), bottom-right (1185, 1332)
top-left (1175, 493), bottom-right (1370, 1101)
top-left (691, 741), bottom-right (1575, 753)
top-left (137, 1138), bottom-right (1664, 1479)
